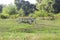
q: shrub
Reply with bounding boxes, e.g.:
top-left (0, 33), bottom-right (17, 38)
top-left (0, 14), bottom-right (9, 19)
top-left (29, 10), bottom-right (48, 18)
top-left (48, 13), bottom-right (55, 20)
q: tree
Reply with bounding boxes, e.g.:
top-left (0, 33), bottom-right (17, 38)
top-left (2, 5), bottom-right (17, 15)
top-left (18, 8), bottom-right (24, 17)
top-left (53, 0), bottom-right (60, 13)
top-left (15, 0), bottom-right (24, 10)
top-left (15, 0), bottom-right (38, 16)
top-left (22, 3), bottom-right (38, 16)
top-left (1, 4), bottom-right (17, 18)
top-left (0, 5), bottom-right (3, 13)
top-left (36, 0), bottom-right (55, 13)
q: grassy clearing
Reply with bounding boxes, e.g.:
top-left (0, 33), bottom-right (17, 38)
top-left (0, 19), bottom-right (60, 40)
top-left (0, 19), bottom-right (60, 33)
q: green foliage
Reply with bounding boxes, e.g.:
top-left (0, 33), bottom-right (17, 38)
top-left (36, 0), bottom-right (42, 3)
top-left (15, 0), bottom-right (37, 16)
top-left (48, 13), bottom-right (54, 16)
top-left (0, 14), bottom-right (9, 19)
top-left (18, 8), bottom-right (24, 17)
top-left (48, 13), bottom-right (55, 20)
top-left (29, 10), bottom-right (48, 18)
top-left (0, 0), bottom-right (59, 19)
top-left (2, 5), bottom-right (17, 15)
top-left (36, 0), bottom-right (55, 13)
top-left (1, 5), bottom-right (18, 19)
top-left (9, 14), bottom-right (19, 19)
top-left (15, 0), bottom-right (24, 10)
top-left (35, 10), bottom-right (48, 17)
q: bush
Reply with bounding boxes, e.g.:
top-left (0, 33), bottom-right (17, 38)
top-left (1, 5), bottom-right (18, 19)
top-left (0, 14), bottom-right (9, 19)
top-left (29, 10), bottom-right (48, 18)
top-left (18, 9), bottom-right (24, 17)
top-left (48, 13), bottom-right (55, 20)
top-left (9, 14), bottom-right (19, 19)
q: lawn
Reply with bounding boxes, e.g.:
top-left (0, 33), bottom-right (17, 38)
top-left (0, 19), bottom-right (60, 40)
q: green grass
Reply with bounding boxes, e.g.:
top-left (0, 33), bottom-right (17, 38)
top-left (0, 19), bottom-right (60, 40)
top-left (0, 33), bottom-right (60, 40)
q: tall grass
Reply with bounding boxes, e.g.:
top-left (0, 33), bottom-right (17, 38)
top-left (0, 19), bottom-right (60, 40)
